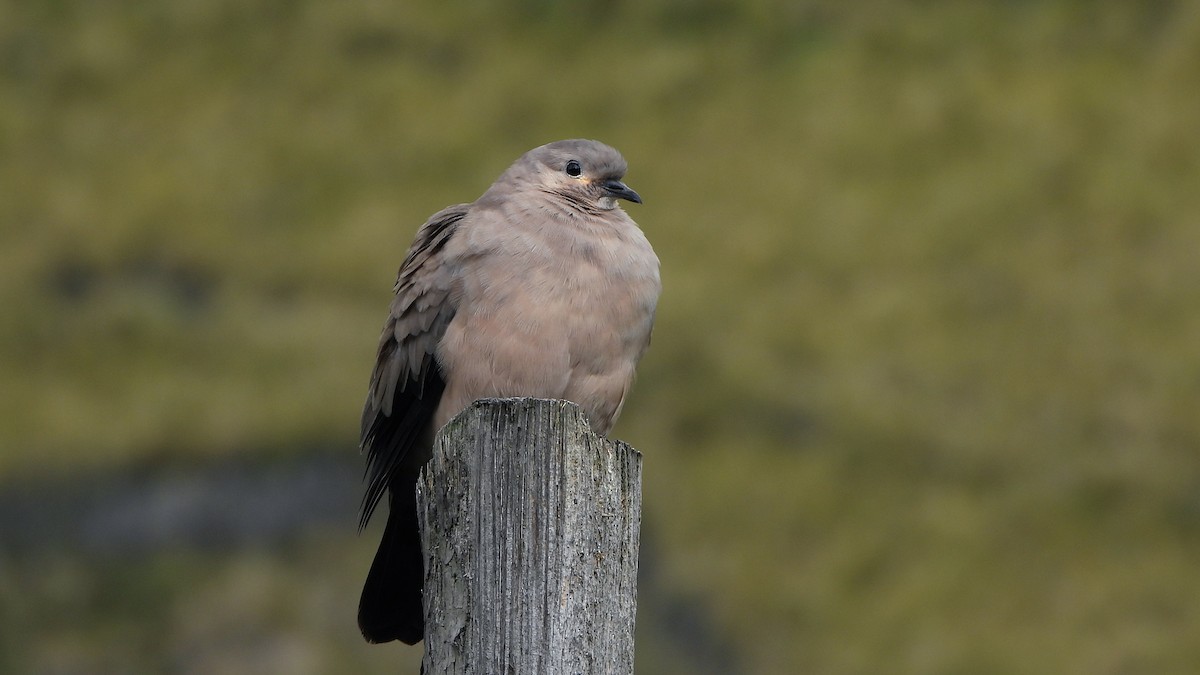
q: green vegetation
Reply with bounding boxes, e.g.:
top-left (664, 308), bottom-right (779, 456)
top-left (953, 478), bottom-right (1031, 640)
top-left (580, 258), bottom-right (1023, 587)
top-left (4, 1), bottom-right (1200, 672)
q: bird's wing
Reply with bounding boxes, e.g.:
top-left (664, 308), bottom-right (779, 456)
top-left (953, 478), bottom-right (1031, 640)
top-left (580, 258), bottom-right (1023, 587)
top-left (359, 203), bottom-right (470, 528)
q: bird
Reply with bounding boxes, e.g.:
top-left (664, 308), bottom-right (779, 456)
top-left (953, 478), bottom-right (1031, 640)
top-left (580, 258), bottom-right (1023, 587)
top-left (356, 139), bottom-right (660, 645)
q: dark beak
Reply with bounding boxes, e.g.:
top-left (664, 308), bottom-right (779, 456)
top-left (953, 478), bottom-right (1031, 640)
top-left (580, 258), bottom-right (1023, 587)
top-left (602, 179), bottom-right (642, 204)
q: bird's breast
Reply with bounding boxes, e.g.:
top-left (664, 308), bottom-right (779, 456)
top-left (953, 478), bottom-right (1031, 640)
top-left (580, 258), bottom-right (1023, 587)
top-left (434, 216), bottom-right (659, 433)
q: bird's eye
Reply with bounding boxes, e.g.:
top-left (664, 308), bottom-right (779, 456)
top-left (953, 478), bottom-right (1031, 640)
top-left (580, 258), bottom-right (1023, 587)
top-left (565, 160), bottom-right (582, 177)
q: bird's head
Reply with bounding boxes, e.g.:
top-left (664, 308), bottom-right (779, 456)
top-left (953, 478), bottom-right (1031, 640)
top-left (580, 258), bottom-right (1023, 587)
top-left (499, 139), bottom-right (642, 213)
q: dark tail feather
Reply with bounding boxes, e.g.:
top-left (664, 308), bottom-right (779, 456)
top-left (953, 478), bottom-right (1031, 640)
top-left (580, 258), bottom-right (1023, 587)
top-left (358, 484), bottom-right (425, 645)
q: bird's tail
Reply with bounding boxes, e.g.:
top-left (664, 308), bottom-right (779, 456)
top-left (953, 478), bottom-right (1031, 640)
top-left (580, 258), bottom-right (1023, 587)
top-left (358, 487), bottom-right (425, 645)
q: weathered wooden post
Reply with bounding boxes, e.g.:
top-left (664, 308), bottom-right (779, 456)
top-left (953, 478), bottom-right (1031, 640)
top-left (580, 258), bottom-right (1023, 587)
top-left (416, 398), bottom-right (643, 674)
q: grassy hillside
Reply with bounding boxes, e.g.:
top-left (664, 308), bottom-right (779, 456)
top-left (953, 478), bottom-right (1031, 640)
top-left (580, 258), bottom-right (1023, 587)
top-left (4, 1), bottom-right (1200, 672)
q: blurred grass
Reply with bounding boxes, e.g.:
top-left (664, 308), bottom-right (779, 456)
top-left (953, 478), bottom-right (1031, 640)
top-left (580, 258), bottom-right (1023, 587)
top-left (4, 1), bottom-right (1200, 673)
top-left (1, 532), bottom-right (420, 674)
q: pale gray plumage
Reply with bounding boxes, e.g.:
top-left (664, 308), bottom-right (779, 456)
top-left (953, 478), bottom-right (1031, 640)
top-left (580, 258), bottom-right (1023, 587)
top-left (358, 139), bottom-right (660, 645)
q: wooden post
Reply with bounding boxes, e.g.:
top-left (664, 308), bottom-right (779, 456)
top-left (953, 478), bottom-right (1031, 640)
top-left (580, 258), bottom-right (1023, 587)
top-left (416, 398), bottom-right (643, 675)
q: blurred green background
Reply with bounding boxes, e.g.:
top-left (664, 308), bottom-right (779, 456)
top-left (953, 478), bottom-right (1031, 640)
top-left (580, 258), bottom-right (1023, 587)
top-left (3, 1), bottom-right (1200, 673)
